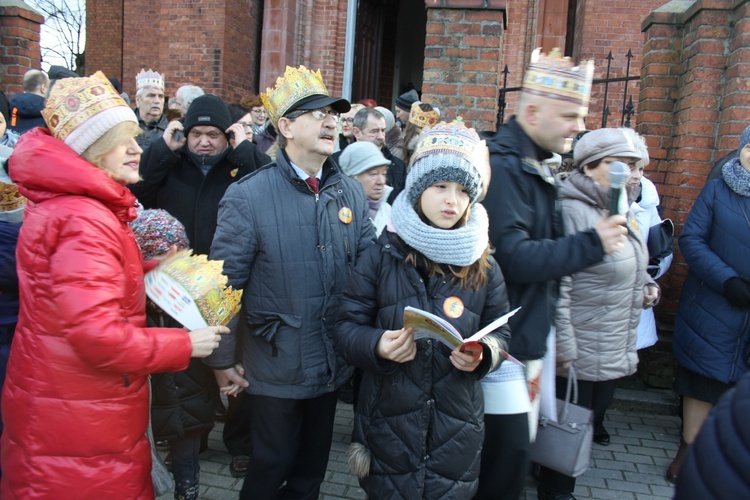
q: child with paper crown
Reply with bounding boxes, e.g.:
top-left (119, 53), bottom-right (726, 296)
top-left (334, 120), bottom-right (512, 498)
top-left (1, 71), bottom-right (227, 499)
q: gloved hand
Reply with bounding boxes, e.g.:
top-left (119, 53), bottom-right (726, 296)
top-left (723, 277), bottom-right (750, 309)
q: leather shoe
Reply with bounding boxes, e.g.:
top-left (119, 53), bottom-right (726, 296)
top-left (230, 455), bottom-right (249, 478)
top-left (666, 438), bottom-right (688, 484)
top-left (593, 431), bottom-right (610, 446)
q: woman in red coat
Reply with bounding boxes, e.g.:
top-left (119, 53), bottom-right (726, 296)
top-left (1, 72), bottom-right (226, 499)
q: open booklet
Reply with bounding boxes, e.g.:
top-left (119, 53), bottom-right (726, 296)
top-left (403, 306), bottom-right (524, 365)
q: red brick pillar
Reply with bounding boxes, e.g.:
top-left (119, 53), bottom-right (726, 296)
top-left (422, 1), bottom-right (507, 132)
top-left (640, 0), bottom-right (738, 325)
top-left (0, 1), bottom-right (43, 94)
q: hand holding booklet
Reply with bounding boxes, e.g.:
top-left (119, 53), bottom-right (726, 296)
top-left (403, 306), bottom-right (524, 366)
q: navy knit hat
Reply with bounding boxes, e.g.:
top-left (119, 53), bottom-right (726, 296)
top-left (183, 94), bottom-right (232, 136)
top-left (739, 125), bottom-right (750, 155)
top-left (395, 89), bottom-right (419, 111)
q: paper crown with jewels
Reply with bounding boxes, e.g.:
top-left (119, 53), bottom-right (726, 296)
top-left (522, 48), bottom-right (594, 106)
top-left (135, 68), bottom-right (165, 93)
top-left (0, 147), bottom-right (26, 223)
top-left (145, 250), bottom-right (243, 330)
top-left (409, 118), bottom-right (491, 203)
top-left (261, 65), bottom-right (331, 127)
top-left (42, 71), bottom-right (137, 155)
top-left (408, 102), bottom-right (440, 129)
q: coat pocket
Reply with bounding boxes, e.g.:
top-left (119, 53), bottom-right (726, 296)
top-left (246, 310), bottom-right (303, 343)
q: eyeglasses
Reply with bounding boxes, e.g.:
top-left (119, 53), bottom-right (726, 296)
top-left (251, 108), bottom-right (267, 115)
top-left (237, 121), bottom-right (254, 131)
top-left (285, 108), bottom-right (340, 122)
top-left (341, 117), bottom-right (354, 124)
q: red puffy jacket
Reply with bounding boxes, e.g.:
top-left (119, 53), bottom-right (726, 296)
top-left (1, 129), bottom-right (193, 499)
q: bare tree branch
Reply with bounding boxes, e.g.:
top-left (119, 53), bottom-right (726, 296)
top-left (27, 0), bottom-right (86, 75)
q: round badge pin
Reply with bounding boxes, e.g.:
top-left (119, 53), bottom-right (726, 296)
top-left (443, 297), bottom-right (464, 318)
top-left (338, 207), bottom-right (353, 224)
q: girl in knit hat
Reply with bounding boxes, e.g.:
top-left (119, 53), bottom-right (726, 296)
top-left (2, 72), bottom-right (227, 498)
top-left (334, 121), bottom-right (511, 499)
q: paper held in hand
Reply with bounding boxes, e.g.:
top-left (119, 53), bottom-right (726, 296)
top-left (144, 250), bottom-right (242, 331)
top-left (403, 306), bottom-right (523, 365)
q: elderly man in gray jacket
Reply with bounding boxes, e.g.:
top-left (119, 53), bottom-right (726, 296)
top-left (206, 66), bottom-right (375, 500)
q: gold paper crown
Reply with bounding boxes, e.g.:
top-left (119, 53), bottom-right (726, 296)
top-left (41, 71), bottom-right (132, 146)
top-left (0, 182), bottom-right (26, 213)
top-left (522, 48), bottom-right (594, 106)
top-left (261, 65), bottom-right (330, 126)
top-left (158, 250), bottom-right (243, 327)
top-left (410, 118), bottom-right (491, 201)
top-left (136, 68), bottom-right (165, 92)
top-left (408, 102), bottom-right (440, 129)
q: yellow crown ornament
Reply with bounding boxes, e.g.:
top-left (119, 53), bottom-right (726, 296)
top-left (522, 48), bottom-right (594, 107)
top-left (261, 65), bottom-right (330, 127)
top-left (145, 250), bottom-right (243, 330)
top-left (408, 102), bottom-right (440, 129)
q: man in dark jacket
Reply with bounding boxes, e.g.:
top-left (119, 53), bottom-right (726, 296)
top-left (8, 70), bottom-right (48, 135)
top-left (130, 93), bottom-right (271, 255)
top-left (133, 69), bottom-right (169, 151)
top-left (206, 65), bottom-right (375, 500)
top-left (476, 48), bottom-right (628, 500)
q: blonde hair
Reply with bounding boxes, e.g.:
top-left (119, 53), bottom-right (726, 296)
top-left (81, 121), bottom-right (141, 169)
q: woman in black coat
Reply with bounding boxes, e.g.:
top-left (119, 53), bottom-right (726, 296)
top-left (334, 122), bottom-right (511, 499)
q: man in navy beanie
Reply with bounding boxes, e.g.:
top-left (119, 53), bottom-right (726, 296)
top-left (130, 93), bottom-right (271, 255)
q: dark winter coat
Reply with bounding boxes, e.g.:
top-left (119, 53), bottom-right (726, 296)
top-left (481, 117), bottom-right (605, 361)
top-left (129, 136), bottom-right (271, 254)
top-left (149, 314), bottom-right (215, 441)
top-left (334, 232), bottom-right (510, 499)
top-left (136, 112), bottom-right (169, 152)
top-left (3, 128), bottom-right (192, 499)
top-left (8, 93), bottom-right (45, 134)
top-left (383, 145), bottom-right (406, 204)
top-left (0, 220), bottom-right (20, 431)
top-left (675, 372), bottom-right (750, 499)
top-left (206, 150), bottom-right (376, 399)
top-left (673, 178), bottom-right (750, 384)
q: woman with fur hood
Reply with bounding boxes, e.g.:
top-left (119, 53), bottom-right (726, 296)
top-left (334, 121), bottom-right (510, 499)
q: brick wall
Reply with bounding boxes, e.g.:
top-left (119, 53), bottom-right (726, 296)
top-left (85, 0), bottom-right (122, 83)
top-left (640, 0), bottom-right (750, 324)
top-left (0, 1), bottom-right (43, 94)
top-left (422, 7), bottom-right (505, 132)
top-left (87, 0), bottom-right (263, 104)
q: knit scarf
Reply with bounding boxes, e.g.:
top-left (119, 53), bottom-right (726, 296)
top-left (389, 192), bottom-right (489, 267)
top-left (722, 157), bottom-right (750, 197)
top-left (367, 196), bottom-right (385, 220)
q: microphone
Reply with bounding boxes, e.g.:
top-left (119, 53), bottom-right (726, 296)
top-left (608, 161), bottom-right (630, 215)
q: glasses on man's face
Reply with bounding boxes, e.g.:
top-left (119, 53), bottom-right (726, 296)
top-left (251, 108), bottom-right (267, 115)
top-left (286, 108), bottom-right (340, 122)
top-left (341, 117), bottom-right (354, 125)
top-left (237, 122), bottom-right (254, 131)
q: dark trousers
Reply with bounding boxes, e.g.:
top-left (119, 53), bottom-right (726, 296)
top-left (474, 412), bottom-right (530, 500)
top-left (538, 377), bottom-right (619, 497)
top-left (223, 390), bottom-right (252, 456)
top-left (240, 391), bottom-right (339, 500)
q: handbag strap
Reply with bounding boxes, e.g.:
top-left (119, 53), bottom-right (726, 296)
top-left (561, 365), bottom-right (578, 423)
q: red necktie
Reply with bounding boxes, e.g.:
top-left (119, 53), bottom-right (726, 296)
top-left (305, 177), bottom-right (319, 194)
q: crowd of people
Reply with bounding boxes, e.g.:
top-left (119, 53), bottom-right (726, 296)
top-left (0, 44), bottom-right (747, 500)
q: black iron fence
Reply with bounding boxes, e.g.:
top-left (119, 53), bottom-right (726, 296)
top-left (496, 50), bottom-right (641, 129)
